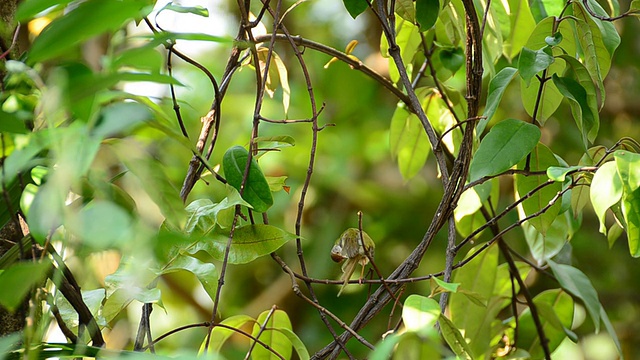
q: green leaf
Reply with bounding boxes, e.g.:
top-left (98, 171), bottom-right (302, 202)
top-left (185, 187), bottom-right (251, 233)
top-left (0, 131), bottom-right (50, 186)
top-left (16, 0), bottom-right (75, 21)
top-left (614, 150), bottom-right (640, 193)
top-left (438, 47), bottom-right (464, 74)
top-left (558, 54), bottom-right (600, 143)
top-left (109, 46), bottom-right (164, 73)
top-left (431, 277), bottom-right (460, 293)
top-left (552, 74), bottom-right (596, 147)
top-left (600, 304), bottom-right (623, 359)
top-left (402, 295), bottom-right (441, 334)
top-left (0, 333), bottom-right (20, 357)
top-left (271, 328), bottom-right (310, 360)
top-left (622, 188), bottom-right (640, 257)
top-left (223, 146), bottom-right (274, 213)
top-left (94, 102), bottom-right (152, 139)
top-left (479, 67), bottom-right (518, 134)
top-left (389, 105), bottom-right (430, 181)
top-left (0, 110), bottom-right (29, 134)
top-left (342, 0), bottom-right (369, 18)
top-left (188, 225), bottom-right (296, 265)
top-left (266, 176), bottom-right (289, 193)
top-left (0, 261), bottom-right (51, 311)
top-left (369, 334), bottom-right (403, 360)
top-left (251, 309), bottom-right (293, 360)
top-left (520, 17), bottom-right (576, 123)
top-left (416, 0), bottom-right (440, 31)
top-left (590, 162), bottom-right (623, 234)
top-left (547, 260), bottom-right (601, 332)
top-left (66, 200), bottom-right (133, 249)
top-left (0, 177), bottom-right (31, 230)
top-left (207, 315), bottom-right (255, 353)
top-left (253, 135), bottom-right (296, 150)
top-left (515, 143), bottom-right (562, 235)
top-left (505, 0), bottom-right (537, 59)
top-left (547, 165), bottom-right (582, 182)
top-left (392, 332), bottom-right (441, 359)
top-left (450, 244), bottom-right (498, 357)
top-left (158, 2), bottom-right (209, 16)
top-left (523, 211), bottom-right (578, 264)
top-left (28, 0), bottom-right (152, 63)
top-left (438, 315), bottom-right (474, 360)
top-left (161, 254), bottom-right (218, 300)
top-left (140, 32), bottom-right (234, 47)
top-left (469, 118), bottom-right (541, 181)
top-left (518, 47), bottom-right (554, 86)
top-left (56, 289), bottom-right (106, 330)
top-left (395, 0), bottom-right (416, 23)
top-left (518, 289), bottom-right (574, 359)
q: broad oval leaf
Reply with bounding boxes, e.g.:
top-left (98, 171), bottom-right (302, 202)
top-left (251, 309), bottom-right (293, 360)
top-left (342, 0), bottom-right (369, 18)
top-left (590, 161), bottom-right (623, 234)
top-left (469, 118), bottom-right (541, 181)
top-left (223, 146), bottom-right (274, 213)
top-left (518, 47), bottom-right (554, 86)
top-left (190, 225), bottom-right (297, 265)
top-left (416, 0), bottom-right (440, 31)
top-left (402, 295), bottom-right (441, 333)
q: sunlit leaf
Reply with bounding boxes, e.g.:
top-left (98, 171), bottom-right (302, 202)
top-left (505, 0), bottom-right (537, 59)
top-left (590, 162), bottom-right (623, 234)
top-left (402, 295), bottom-right (441, 334)
top-left (547, 165), bottom-right (582, 182)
